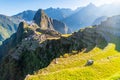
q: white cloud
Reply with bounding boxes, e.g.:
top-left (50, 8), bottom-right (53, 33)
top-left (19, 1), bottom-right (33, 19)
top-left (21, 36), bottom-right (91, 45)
top-left (90, 0), bottom-right (120, 6)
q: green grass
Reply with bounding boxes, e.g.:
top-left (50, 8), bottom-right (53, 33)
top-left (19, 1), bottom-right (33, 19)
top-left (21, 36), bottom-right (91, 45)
top-left (25, 43), bottom-right (120, 80)
top-left (106, 72), bottom-right (120, 80)
top-left (61, 34), bottom-right (72, 37)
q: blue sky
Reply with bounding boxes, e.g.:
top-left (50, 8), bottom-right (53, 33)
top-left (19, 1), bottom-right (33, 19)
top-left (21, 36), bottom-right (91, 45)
top-left (0, 0), bottom-right (119, 16)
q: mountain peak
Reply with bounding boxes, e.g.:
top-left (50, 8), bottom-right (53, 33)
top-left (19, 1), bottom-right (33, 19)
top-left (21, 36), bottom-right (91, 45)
top-left (87, 3), bottom-right (96, 8)
top-left (33, 9), bottom-right (54, 30)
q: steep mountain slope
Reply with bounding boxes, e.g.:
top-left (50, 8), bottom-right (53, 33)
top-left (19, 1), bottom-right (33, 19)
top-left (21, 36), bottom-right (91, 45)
top-left (0, 26), bottom-right (10, 44)
top-left (63, 3), bottom-right (101, 31)
top-left (13, 10), bottom-right (36, 21)
top-left (24, 15), bottom-right (120, 80)
top-left (92, 16), bottom-right (107, 25)
top-left (0, 9), bottom-right (71, 57)
top-left (95, 15), bottom-right (120, 51)
top-left (0, 14), bottom-right (20, 44)
top-left (0, 19), bottom-right (107, 80)
top-left (0, 23), bottom-right (104, 80)
top-left (25, 43), bottom-right (120, 80)
top-left (1, 6), bottom-right (120, 80)
top-left (33, 9), bottom-right (54, 30)
top-left (24, 14), bottom-right (120, 79)
top-left (0, 20), bottom-right (62, 79)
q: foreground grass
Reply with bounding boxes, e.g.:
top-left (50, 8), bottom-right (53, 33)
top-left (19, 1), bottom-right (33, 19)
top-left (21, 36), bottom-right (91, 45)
top-left (25, 43), bottom-right (120, 80)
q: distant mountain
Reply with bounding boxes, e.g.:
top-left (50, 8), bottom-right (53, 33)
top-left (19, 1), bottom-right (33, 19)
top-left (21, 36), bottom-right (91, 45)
top-left (62, 3), bottom-right (120, 31)
top-left (13, 10), bottom-right (36, 21)
top-left (96, 15), bottom-right (120, 37)
top-left (63, 3), bottom-right (101, 31)
top-left (12, 3), bottom-right (120, 32)
top-left (92, 16), bottom-right (107, 25)
top-left (13, 6), bottom-right (102, 31)
top-left (0, 14), bottom-right (20, 44)
top-left (13, 8), bottom-right (74, 21)
top-left (45, 7), bottom-right (74, 20)
top-left (95, 15), bottom-right (120, 51)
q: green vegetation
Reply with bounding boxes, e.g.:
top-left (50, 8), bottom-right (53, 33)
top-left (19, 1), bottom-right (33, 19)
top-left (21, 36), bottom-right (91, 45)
top-left (61, 34), bottom-right (72, 37)
top-left (25, 43), bottom-right (120, 80)
top-left (0, 25), bottom-right (10, 44)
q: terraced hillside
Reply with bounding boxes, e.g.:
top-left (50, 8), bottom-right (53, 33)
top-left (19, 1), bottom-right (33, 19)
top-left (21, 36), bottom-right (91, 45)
top-left (25, 43), bottom-right (120, 80)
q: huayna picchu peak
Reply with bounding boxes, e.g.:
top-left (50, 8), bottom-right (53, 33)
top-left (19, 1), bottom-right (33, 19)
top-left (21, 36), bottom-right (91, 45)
top-left (33, 9), bottom-right (54, 30)
top-left (33, 9), bottom-right (70, 34)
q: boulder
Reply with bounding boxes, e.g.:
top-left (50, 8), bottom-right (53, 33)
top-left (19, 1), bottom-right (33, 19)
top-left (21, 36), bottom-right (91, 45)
top-left (85, 60), bottom-right (94, 66)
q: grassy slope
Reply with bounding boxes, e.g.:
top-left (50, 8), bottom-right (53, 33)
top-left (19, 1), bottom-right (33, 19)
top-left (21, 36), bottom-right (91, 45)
top-left (25, 43), bottom-right (120, 80)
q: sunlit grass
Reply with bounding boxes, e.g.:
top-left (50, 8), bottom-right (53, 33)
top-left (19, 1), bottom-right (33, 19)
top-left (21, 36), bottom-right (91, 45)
top-left (25, 43), bottom-right (120, 80)
top-left (61, 34), bottom-right (72, 37)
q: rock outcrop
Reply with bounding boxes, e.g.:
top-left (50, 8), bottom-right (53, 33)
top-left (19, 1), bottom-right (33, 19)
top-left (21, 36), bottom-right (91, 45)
top-left (33, 9), bottom-right (54, 30)
top-left (33, 9), bottom-right (71, 34)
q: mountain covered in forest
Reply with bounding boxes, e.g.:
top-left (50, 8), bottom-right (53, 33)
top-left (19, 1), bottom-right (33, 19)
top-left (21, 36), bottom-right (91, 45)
top-left (0, 14), bottom-right (21, 44)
